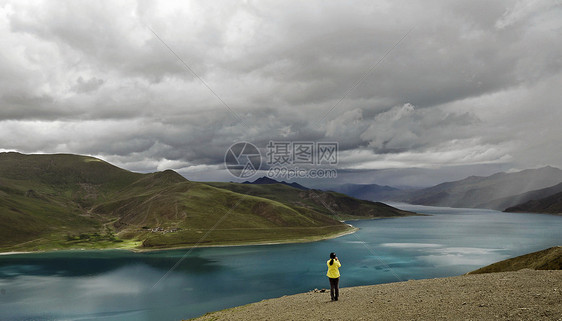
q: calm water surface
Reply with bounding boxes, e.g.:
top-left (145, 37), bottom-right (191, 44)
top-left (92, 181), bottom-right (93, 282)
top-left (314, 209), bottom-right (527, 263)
top-left (0, 205), bottom-right (560, 320)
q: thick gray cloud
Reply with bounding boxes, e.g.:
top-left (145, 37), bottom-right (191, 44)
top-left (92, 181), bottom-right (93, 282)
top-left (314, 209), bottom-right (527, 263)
top-left (0, 0), bottom-right (561, 186)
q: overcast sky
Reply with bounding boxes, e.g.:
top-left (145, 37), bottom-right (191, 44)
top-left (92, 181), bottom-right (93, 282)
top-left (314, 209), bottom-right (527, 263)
top-left (1, 0), bottom-right (561, 187)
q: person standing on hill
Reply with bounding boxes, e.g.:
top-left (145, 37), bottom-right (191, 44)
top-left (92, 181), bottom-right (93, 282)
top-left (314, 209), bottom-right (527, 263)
top-left (326, 252), bottom-right (341, 301)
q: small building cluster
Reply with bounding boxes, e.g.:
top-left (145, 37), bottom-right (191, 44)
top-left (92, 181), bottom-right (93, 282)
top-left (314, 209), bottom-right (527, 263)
top-left (144, 227), bottom-right (181, 234)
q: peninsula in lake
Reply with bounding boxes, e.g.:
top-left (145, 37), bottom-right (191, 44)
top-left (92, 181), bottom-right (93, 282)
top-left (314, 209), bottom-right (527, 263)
top-left (0, 152), bottom-right (416, 253)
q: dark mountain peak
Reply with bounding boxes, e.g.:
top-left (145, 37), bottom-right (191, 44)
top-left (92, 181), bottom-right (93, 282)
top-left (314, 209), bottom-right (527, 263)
top-left (243, 176), bottom-right (309, 190)
top-left (245, 177), bottom-right (279, 184)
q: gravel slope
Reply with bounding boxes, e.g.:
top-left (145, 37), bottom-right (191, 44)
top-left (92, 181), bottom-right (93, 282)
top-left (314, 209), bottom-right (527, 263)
top-left (191, 269), bottom-right (561, 321)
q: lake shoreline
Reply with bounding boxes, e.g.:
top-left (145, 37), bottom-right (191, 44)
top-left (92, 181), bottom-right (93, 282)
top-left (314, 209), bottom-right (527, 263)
top-left (0, 213), bottom-right (426, 255)
top-left (0, 251), bottom-right (34, 256)
top-left (130, 224), bottom-right (360, 253)
top-left (0, 224), bottom-right (360, 256)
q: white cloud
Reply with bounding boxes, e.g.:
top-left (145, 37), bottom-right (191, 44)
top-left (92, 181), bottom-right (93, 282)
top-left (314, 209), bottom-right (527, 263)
top-left (0, 0), bottom-right (560, 182)
top-left (495, 0), bottom-right (560, 29)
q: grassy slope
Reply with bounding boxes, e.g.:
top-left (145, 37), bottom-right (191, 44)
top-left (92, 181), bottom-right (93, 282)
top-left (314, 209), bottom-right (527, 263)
top-left (94, 173), bottom-right (349, 249)
top-left (0, 153), bottom-right (367, 252)
top-left (468, 246), bottom-right (562, 274)
top-left (0, 152), bottom-right (142, 250)
top-left (205, 182), bottom-right (418, 220)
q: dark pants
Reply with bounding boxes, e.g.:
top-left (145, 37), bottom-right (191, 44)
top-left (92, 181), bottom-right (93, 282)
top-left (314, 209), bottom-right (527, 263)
top-left (329, 277), bottom-right (339, 300)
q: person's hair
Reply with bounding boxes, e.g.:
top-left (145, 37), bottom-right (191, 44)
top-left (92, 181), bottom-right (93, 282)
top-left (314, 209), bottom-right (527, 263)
top-left (329, 252), bottom-right (336, 265)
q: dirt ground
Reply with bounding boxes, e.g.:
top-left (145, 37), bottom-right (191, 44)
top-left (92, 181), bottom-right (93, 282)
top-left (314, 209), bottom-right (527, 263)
top-left (191, 269), bottom-right (562, 320)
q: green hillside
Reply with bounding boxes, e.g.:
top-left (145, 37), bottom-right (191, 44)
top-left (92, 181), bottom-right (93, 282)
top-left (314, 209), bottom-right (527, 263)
top-left (206, 182), bottom-right (417, 220)
top-left (0, 152), bottom-right (416, 252)
top-left (469, 246), bottom-right (562, 274)
top-left (0, 152), bottom-right (143, 249)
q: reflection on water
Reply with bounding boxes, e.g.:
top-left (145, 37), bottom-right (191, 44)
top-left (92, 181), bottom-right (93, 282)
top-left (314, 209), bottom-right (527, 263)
top-left (0, 205), bottom-right (561, 320)
top-left (0, 252), bottom-right (222, 278)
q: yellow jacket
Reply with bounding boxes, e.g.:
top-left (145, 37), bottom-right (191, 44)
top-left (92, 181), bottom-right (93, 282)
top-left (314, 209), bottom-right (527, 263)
top-left (326, 259), bottom-right (341, 278)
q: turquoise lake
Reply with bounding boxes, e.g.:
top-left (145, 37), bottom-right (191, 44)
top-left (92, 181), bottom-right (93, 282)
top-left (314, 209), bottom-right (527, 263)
top-left (0, 204), bottom-right (561, 320)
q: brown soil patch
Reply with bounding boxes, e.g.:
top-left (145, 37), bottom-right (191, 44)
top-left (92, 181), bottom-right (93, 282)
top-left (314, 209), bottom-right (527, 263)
top-left (191, 269), bottom-right (562, 321)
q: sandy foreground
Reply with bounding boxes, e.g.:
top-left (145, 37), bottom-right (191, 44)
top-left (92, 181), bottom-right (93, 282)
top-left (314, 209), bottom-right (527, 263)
top-left (191, 269), bottom-right (561, 321)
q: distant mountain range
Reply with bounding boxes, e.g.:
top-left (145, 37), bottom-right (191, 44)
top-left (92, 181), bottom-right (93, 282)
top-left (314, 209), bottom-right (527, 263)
top-left (234, 167), bottom-right (562, 215)
top-left (0, 152), bottom-right (416, 252)
top-left (322, 166), bottom-right (562, 214)
top-left (491, 182), bottom-right (562, 213)
top-left (389, 166), bottom-right (562, 212)
top-left (504, 191), bottom-right (562, 214)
